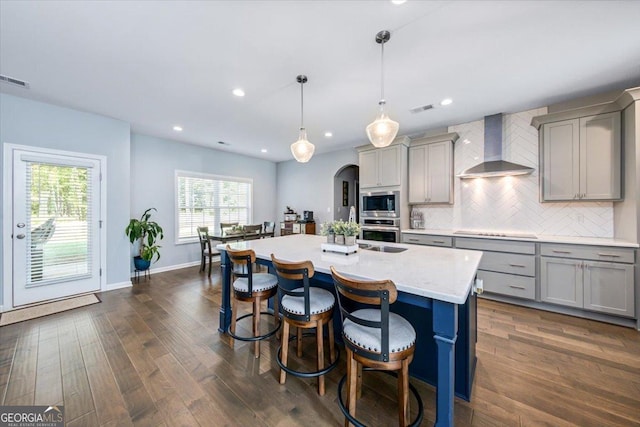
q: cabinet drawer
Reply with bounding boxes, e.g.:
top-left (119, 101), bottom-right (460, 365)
top-left (479, 251), bottom-right (535, 277)
top-left (402, 233), bottom-right (452, 247)
top-left (540, 244), bottom-right (634, 264)
top-left (455, 237), bottom-right (535, 254)
top-left (477, 270), bottom-right (535, 300)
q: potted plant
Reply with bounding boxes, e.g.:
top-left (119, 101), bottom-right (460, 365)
top-left (333, 220), bottom-right (346, 245)
top-left (343, 221), bottom-right (361, 246)
top-left (125, 208), bottom-right (164, 271)
top-left (321, 221), bottom-right (336, 243)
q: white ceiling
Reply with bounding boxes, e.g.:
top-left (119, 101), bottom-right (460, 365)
top-left (1, 1), bottom-right (639, 162)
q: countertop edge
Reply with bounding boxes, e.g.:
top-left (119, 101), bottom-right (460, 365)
top-left (401, 229), bottom-right (639, 248)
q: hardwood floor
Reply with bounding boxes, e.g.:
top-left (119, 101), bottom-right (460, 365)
top-left (1, 265), bottom-right (639, 426)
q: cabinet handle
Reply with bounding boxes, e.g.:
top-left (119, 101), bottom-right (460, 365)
top-left (433, 240), bottom-right (445, 244)
top-left (408, 238), bottom-right (419, 242)
top-left (597, 253), bottom-right (621, 258)
top-left (509, 263), bottom-right (526, 268)
top-left (573, 194), bottom-right (577, 199)
top-left (552, 250), bottom-right (571, 254)
top-left (508, 285), bottom-right (526, 290)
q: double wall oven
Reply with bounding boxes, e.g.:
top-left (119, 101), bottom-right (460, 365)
top-left (360, 190), bottom-right (401, 242)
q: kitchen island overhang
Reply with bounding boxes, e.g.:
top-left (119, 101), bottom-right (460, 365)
top-left (217, 235), bottom-right (482, 427)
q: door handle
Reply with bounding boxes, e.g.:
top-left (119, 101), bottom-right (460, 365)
top-left (16, 234), bottom-right (25, 239)
top-left (16, 223), bottom-right (25, 228)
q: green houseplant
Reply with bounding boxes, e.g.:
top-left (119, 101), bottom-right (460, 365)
top-left (321, 221), bottom-right (336, 243)
top-left (125, 208), bottom-right (164, 270)
top-left (342, 221), bottom-right (361, 246)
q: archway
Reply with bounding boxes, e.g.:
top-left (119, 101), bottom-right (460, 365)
top-left (333, 164), bottom-right (359, 223)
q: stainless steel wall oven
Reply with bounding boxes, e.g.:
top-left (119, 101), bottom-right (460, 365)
top-left (360, 218), bottom-right (400, 243)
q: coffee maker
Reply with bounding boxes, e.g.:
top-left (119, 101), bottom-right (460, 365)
top-left (302, 211), bottom-right (314, 223)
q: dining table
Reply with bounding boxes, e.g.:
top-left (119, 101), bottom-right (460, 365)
top-left (216, 234), bottom-right (483, 427)
top-left (207, 229), bottom-right (270, 243)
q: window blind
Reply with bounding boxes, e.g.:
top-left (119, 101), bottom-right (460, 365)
top-left (25, 162), bottom-right (92, 286)
top-left (177, 172), bottom-right (252, 241)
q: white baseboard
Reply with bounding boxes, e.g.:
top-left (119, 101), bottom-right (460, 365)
top-left (128, 260), bottom-right (208, 279)
top-left (104, 281), bottom-right (133, 292)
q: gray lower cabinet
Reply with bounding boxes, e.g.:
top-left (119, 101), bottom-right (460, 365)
top-left (540, 257), bottom-right (583, 308)
top-left (401, 233), bottom-right (452, 247)
top-left (540, 243), bottom-right (635, 317)
top-left (455, 237), bottom-right (536, 301)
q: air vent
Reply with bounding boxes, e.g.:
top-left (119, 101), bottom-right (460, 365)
top-left (0, 74), bottom-right (30, 89)
top-left (409, 104), bottom-right (433, 114)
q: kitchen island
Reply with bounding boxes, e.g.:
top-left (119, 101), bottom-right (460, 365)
top-left (217, 234), bottom-right (482, 427)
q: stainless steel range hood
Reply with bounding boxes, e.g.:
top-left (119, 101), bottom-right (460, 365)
top-left (458, 113), bottom-right (534, 179)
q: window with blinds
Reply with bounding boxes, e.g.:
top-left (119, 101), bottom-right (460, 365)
top-left (26, 162), bottom-right (92, 285)
top-left (176, 171), bottom-right (253, 241)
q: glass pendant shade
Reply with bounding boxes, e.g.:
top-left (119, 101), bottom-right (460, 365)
top-left (291, 128), bottom-right (315, 163)
top-left (366, 103), bottom-right (399, 148)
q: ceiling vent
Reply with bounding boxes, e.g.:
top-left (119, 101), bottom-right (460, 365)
top-left (409, 104), bottom-right (434, 114)
top-left (0, 74), bottom-right (30, 89)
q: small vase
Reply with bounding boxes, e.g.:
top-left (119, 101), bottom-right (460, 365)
top-left (327, 233), bottom-right (335, 244)
top-left (345, 235), bottom-right (356, 246)
top-left (335, 234), bottom-right (345, 245)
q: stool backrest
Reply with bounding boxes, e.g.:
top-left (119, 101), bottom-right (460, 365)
top-left (330, 266), bottom-right (397, 361)
top-left (226, 246), bottom-right (257, 295)
top-left (197, 226), bottom-right (211, 253)
top-left (271, 254), bottom-right (315, 321)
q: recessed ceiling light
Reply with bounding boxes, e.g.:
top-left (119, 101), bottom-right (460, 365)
top-left (232, 88), bottom-right (245, 97)
top-left (391, 0), bottom-right (407, 4)
top-left (173, 125), bottom-right (183, 132)
top-left (261, 149), bottom-right (267, 153)
top-left (324, 132), bottom-right (333, 138)
top-left (440, 98), bottom-right (453, 106)
top-left (463, 139), bottom-right (471, 144)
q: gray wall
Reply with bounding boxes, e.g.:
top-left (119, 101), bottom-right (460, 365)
top-left (0, 93), bottom-right (132, 304)
top-left (131, 134), bottom-right (277, 268)
top-left (276, 148), bottom-right (358, 231)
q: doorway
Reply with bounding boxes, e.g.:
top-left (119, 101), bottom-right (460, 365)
top-left (4, 145), bottom-right (104, 307)
top-left (333, 164), bottom-right (359, 223)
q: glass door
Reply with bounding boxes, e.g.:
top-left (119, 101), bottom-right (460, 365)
top-left (12, 149), bottom-right (101, 306)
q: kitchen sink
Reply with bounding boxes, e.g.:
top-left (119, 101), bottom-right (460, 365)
top-left (358, 243), bottom-right (407, 253)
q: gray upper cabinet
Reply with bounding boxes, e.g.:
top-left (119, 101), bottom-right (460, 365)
top-left (540, 111), bottom-right (621, 201)
top-left (358, 140), bottom-right (408, 189)
top-left (408, 133), bottom-right (457, 204)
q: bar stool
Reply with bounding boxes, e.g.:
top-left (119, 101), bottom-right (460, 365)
top-left (226, 246), bottom-right (280, 358)
top-left (330, 266), bottom-right (424, 427)
top-left (271, 254), bottom-right (339, 395)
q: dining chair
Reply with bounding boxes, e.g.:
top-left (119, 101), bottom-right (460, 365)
top-left (263, 221), bottom-right (276, 238)
top-left (243, 224), bottom-right (263, 241)
top-left (197, 226), bottom-right (219, 277)
top-left (226, 246), bottom-right (280, 358)
top-left (220, 222), bottom-right (239, 235)
top-left (271, 254), bottom-right (338, 395)
top-left (331, 266), bottom-right (423, 427)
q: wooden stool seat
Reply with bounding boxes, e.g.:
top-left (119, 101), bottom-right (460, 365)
top-left (226, 246), bottom-right (280, 358)
top-left (271, 254), bottom-right (339, 396)
top-left (331, 266), bottom-right (424, 427)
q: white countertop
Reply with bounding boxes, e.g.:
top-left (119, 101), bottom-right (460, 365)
top-left (218, 234), bottom-right (483, 305)
top-left (401, 229), bottom-right (639, 248)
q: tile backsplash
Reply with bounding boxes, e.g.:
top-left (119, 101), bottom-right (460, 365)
top-left (412, 107), bottom-right (614, 238)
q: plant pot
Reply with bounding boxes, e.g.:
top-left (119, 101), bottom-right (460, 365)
top-left (327, 233), bottom-right (335, 244)
top-left (335, 234), bottom-right (345, 245)
top-left (134, 256), bottom-right (151, 271)
top-left (345, 235), bottom-right (356, 246)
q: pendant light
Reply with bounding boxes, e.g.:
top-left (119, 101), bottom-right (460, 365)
top-left (290, 75), bottom-right (315, 163)
top-left (366, 30), bottom-right (399, 148)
